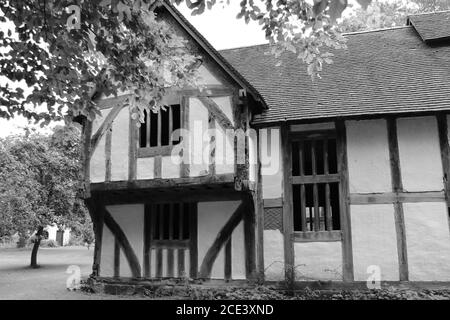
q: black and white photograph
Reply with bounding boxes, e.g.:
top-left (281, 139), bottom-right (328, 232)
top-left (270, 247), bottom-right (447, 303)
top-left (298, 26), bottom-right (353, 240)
top-left (1, 0), bottom-right (450, 309)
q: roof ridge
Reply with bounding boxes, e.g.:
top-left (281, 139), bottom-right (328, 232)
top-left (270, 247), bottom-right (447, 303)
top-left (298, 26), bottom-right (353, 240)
top-left (219, 26), bottom-right (413, 52)
top-left (219, 42), bottom-right (270, 52)
top-left (343, 25), bottom-right (412, 36)
top-left (407, 10), bottom-right (450, 18)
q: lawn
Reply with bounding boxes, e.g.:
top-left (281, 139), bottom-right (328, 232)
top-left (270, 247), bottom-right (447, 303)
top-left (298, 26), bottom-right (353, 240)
top-left (2, 246), bottom-right (450, 300)
top-left (0, 246), bottom-right (143, 300)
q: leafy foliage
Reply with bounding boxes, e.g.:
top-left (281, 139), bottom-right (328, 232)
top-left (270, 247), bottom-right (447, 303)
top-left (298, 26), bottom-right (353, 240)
top-left (0, 0), bottom-right (199, 125)
top-left (338, 0), bottom-right (450, 33)
top-left (0, 0), bottom-right (375, 125)
top-left (0, 125), bottom-right (87, 242)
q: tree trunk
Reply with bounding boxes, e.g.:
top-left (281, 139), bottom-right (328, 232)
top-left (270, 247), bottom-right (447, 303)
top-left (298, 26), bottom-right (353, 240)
top-left (30, 226), bottom-right (44, 268)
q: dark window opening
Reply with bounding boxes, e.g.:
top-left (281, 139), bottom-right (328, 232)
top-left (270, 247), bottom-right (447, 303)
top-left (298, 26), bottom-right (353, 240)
top-left (293, 183), bottom-right (340, 232)
top-left (291, 133), bottom-right (341, 232)
top-left (151, 202), bottom-right (191, 241)
top-left (139, 104), bottom-right (181, 148)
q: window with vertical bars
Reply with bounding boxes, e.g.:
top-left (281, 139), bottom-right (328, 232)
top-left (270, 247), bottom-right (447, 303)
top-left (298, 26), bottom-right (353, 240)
top-left (139, 105), bottom-right (181, 148)
top-left (291, 132), bottom-right (341, 232)
top-left (152, 203), bottom-right (191, 241)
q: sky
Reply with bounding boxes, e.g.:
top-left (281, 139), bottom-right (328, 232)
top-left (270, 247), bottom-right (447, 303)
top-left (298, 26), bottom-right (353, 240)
top-left (0, 0), bottom-right (360, 138)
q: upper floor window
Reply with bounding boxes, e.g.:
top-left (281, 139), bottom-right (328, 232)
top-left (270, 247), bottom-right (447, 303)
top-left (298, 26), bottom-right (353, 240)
top-left (291, 131), bottom-right (341, 232)
top-left (139, 104), bottom-right (181, 148)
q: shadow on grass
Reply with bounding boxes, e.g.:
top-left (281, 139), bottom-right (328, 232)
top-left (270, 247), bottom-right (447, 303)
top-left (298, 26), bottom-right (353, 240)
top-left (0, 263), bottom-right (90, 273)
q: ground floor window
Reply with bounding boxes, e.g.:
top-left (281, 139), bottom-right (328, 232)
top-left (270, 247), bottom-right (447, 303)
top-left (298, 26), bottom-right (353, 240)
top-left (291, 131), bottom-right (341, 232)
top-left (151, 203), bottom-right (191, 241)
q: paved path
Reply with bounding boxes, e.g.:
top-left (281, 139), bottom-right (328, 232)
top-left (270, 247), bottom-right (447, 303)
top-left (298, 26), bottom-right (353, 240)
top-left (0, 246), bottom-right (140, 300)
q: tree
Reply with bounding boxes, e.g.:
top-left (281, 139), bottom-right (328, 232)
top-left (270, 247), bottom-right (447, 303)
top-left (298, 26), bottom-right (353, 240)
top-left (0, 0), bottom-right (373, 126)
top-left (338, 0), bottom-right (450, 33)
top-left (0, 124), bottom-right (86, 267)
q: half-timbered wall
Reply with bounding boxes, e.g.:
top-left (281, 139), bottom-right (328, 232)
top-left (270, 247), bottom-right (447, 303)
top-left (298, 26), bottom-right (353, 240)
top-left (262, 116), bottom-right (450, 283)
top-left (346, 119), bottom-right (400, 281)
top-left (98, 200), bottom-right (247, 280)
top-left (260, 123), bottom-right (344, 281)
top-left (197, 201), bottom-right (246, 280)
top-left (397, 116), bottom-right (450, 281)
top-left (259, 126), bottom-right (284, 281)
top-left (347, 116), bottom-right (450, 282)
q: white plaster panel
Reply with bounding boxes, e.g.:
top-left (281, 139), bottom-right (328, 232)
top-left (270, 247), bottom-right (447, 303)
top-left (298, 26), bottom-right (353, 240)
top-left (197, 201), bottom-right (241, 279)
top-left (215, 122), bottom-right (234, 174)
top-left (183, 249), bottom-right (190, 279)
top-left (137, 157), bottom-right (154, 180)
top-left (231, 221), bottom-right (246, 280)
top-left (346, 119), bottom-right (392, 193)
top-left (162, 155), bottom-right (180, 179)
top-left (260, 127), bottom-right (282, 199)
top-left (263, 229), bottom-right (285, 281)
top-left (350, 204), bottom-right (399, 281)
top-left (150, 248), bottom-right (156, 278)
top-left (397, 116), bottom-right (443, 192)
top-left (211, 96), bottom-right (234, 124)
top-left (100, 225), bottom-right (115, 277)
top-left (249, 130), bottom-right (257, 182)
top-left (294, 242), bottom-right (343, 281)
top-left (197, 65), bottom-right (223, 86)
top-left (111, 108), bottom-right (129, 181)
top-left (120, 249), bottom-right (131, 277)
top-left (404, 202), bottom-right (450, 281)
top-left (107, 204), bottom-right (144, 278)
top-left (189, 97), bottom-right (209, 177)
top-left (90, 108), bottom-right (110, 183)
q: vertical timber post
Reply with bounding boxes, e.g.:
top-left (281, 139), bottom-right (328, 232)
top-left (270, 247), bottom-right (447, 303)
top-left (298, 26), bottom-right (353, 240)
top-left (387, 117), bottom-right (409, 281)
top-left (336, 120), bottom-right (354, 282)
top-left (281, 123), bottom-right (295, 284)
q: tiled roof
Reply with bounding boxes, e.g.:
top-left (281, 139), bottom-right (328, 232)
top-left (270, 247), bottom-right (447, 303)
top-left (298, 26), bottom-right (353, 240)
top-left (220, 26), bottom-right (450, 125)
top-left (408, 11), bottom-right (450, 43)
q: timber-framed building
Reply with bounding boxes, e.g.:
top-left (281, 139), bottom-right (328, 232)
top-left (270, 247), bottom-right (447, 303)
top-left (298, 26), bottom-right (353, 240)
top-left (81, 3), bottom-right (450, 285)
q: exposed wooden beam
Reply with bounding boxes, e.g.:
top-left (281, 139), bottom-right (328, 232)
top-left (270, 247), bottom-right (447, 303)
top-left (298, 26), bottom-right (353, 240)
top-left (244, 196), bottom-right (257, 280)
top-left (293, 230), bottom-right (342, 242)
top-left (143, 204), bottom-right (153, 278)
top-left (437, 113), bottom-right (450, 203)
top-left (154, 155), bottom-right (162, 179)
top-left (198, 200), bottom-right (247, 279)
top-left (224, 238), bottom-right (232, 281)
top-left (104, 209), bottom-right (142, 278)
top-left (81, 118), bottom-right (93, 198)
top-left (350, 191), bottom-right (446, 204)
top-left (198, 96), bottom-right (234, 130)
top-left (90, 102), bottom-right (127, 156)
top-left (114, 238), bottom-right (120, 278)
top-left (281, 123), bottom-right (295, 282)
top-left (255, 133), bottom-right (265, 282)
top-left (91, 173), bottom-right (236, 192)
top-left (105, 128), bottom-right (112, 182)
top-left (128, 102), bottom-right (138, 181)
top-left (336, 120), bottom-right (354, 282)
top-left (84, 196), bottom-right (103, 276)
top-left (208, 110), bottom-right (216, 176)
top-left (189, 203), bottom-right (198, 279)
top-left (387, 117), bottom-right (409, 282)
top-left (97, 187), bottom-right (246, 206)
top-left (180, 96), bottom-right (190, 178)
